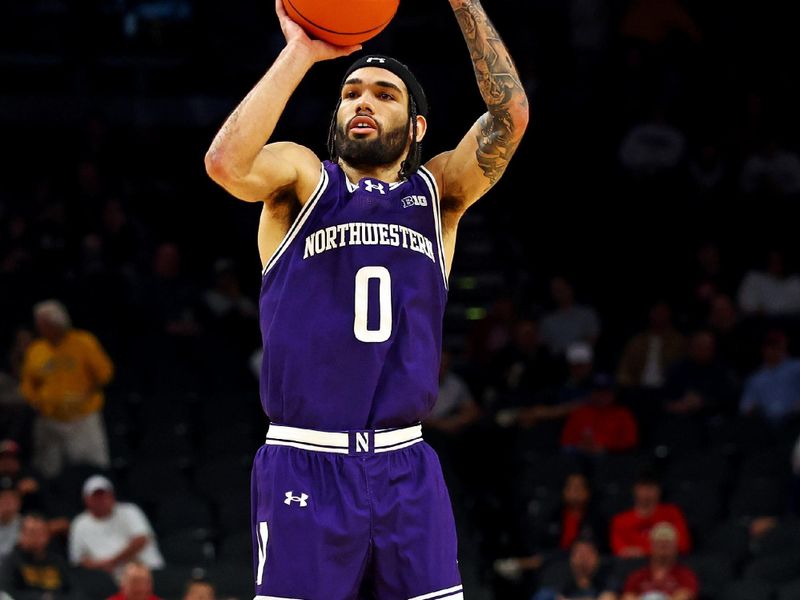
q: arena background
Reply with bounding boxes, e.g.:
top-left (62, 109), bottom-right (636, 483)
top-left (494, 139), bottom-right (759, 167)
top-left (2, 0), bottom-right (800, 599)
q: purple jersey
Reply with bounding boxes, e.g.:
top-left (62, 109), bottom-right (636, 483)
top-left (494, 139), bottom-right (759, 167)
top-left (258, 160), bottom-right (448, 430)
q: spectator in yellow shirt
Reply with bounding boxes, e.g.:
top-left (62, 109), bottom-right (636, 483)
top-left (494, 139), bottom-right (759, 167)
top-left (20, 300), bottom-right (113, 478)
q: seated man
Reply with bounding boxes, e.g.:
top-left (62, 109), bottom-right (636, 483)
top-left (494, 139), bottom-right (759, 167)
top-left (69, 476), bottom-right (164, 580)
top-left (611, 473), bottom-right (691, 557)
top-left (561, 375), bottom-right (639, 455)
top-left (0, 512), bottom-right (71, 598)
top-left (622, 523), bottom-right (698, 600)
top-left (532, 538), bottom-right (619, 600)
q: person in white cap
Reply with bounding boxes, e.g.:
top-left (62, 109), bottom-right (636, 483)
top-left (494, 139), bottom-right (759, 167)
top-left (68, 475), bottom-right (164, 581)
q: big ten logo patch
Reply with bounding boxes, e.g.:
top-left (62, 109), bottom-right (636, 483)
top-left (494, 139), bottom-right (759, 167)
top-left (401, 195), bottom-right (427, 208)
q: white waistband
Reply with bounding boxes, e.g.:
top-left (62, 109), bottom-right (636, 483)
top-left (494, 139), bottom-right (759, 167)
top-left (265, 423), bottom-right (423, 455)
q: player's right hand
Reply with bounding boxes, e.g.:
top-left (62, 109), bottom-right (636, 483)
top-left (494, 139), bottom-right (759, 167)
top-left (276, 0), bottom-right (361, 62)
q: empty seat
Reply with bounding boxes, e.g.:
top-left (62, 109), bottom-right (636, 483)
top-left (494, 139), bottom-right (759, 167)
top-left (722, 580), bottom-right (773, 600)
top-left (217, 530), bottom-right (253, 563)
top-left (159, 529), bottom-right (215, 566)
top-left (205, 561), bottom-right (254, 599)
top-left (730, 477), bottom-right (787, 519)
top-left (611, 557), bottom-right (648, 585)
top-left (703, 520), bottom-right (750, 564)
top-left (70, 567), bottom-right (117, 600)
top-left (155, 493), bottom-right (214, 536)
top-left (152, 565), bottom-right (199, 600)
top-left (684, 554), bottom-right (733, 600)
top-left (664, 453), bottom-right (731, 489)
top-left (194, 456), bottom-right (251, 503)
top-left (666, 481), bottom-right (722, 533)
top-left (744, 553), bottom-right (800, 585)
top-left (125, 460), bottom-right (191, 507)
top-left (777, 578), bottom-right (800, 600)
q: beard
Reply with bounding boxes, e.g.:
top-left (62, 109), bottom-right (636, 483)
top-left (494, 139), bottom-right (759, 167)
top-left (335, 118), bottom-right (410, 169)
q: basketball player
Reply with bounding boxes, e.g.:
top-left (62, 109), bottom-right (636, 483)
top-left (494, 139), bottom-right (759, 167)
top-left (205, 0), bottom-right (528, 597)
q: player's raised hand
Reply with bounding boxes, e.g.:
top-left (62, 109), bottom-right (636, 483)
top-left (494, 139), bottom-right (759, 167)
top-left (276, 0), bottom-right (361, 62)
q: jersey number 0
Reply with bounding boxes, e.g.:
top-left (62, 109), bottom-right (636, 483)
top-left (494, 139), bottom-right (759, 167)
top-left (354, 266), bottom-right (392, 343)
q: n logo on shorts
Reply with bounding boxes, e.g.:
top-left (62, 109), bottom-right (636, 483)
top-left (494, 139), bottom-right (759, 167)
top-left (284, 491), bottom-right (309, 507)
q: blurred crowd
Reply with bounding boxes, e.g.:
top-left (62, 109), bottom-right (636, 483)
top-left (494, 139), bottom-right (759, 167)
top-left (3, 0), bottom-right (800, 599)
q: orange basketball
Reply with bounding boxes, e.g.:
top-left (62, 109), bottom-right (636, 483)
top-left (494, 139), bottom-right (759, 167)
top-left (283, 0), bottom-right (400, 46)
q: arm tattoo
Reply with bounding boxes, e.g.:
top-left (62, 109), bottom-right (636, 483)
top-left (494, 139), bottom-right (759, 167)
top-left (452, 0), bottom-right (528, 187)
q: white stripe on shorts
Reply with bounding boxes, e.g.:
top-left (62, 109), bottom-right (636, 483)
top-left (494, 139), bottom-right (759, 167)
top-left (408, 584), bottom-right (464, 600)
top-left (254, 596), bottom-right (304, 600)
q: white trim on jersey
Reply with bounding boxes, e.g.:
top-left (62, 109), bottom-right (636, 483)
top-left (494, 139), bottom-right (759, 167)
top-left (254, 596), bottom-right (304, 600)
top-left (417, 166), bottom-right (448, 290)
top-left (265, 423), bottom-right (423, 453)
top-left (261, 166), bottom-right (329, 277)
top-left (408, 584), bottom-right (464, 600)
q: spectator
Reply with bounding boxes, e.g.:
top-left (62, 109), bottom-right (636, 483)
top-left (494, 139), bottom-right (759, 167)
top-left (540, 277), bottom-right (601, 356)
top-left (619, 110), bottom-right (687, 178)
top-left (0, 330), bottom-right (33, 443)
top-left (740, 330), bottom-right (800, 424)
top-left (663, 331), bottom-right (738, 416)
top-left (617, 303), bottom-right (685, 390)
top-left (19, 300), bottom-right (113, 479)
top-left (495, 471), bottom-right (608, 581)
top-left (532, 538), bottom-right (619, 600)
top-left (107, 562), bottom-right (161, 600)
top-left (182, 579), bottom-right (215, 600)
top-left (425, 350), bottom-right (481, 435)
top-left (537, 472), bottom-right (608, 553)
top-left (708, 294), bottom-right (756, 376)
top-left (200, 258), bottom-right (260, 386)
top-left (737, 250), bottom-right (800, 317)
top-left (611, 473), bottom-right (691, 557)
top-left (490, 318), bottom-right (563, 402)
top-left (69, 476), bottom-right (164, 580)
top-left (516, 342), bottom-right (594, 428)
top-left (740, 139), bottom-right (800, 198)
top-left (688, 144), bottom-right (726, 197)
top-left (686, 242), bottom-right (734, 323)
top-left (620, 0), bottom-right (701, 46)
top-left (0, 481), bottom-right (22, 562)
top-left (0, 513), bottom-right (71, 599)
top-left (561, 375), bottom-right (639, 455)
top-left (621, 522), bottom-right (698, 600)
top-left (0, 440), bottom-right (48, 516)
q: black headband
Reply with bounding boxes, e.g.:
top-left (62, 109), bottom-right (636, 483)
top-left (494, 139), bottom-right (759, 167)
top-left (342, 55), bottom-right (428, 117)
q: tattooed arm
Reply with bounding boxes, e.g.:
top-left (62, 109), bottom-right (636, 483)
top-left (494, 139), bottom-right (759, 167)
top-left (425, 0), bottom-right (529, 243)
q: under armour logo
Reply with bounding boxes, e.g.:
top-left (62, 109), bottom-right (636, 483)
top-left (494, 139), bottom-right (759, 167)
top-left (363, 180), bottom-right (385, 194)
top-left (284, 491), bottom-right (309, 507)
top-left (366, 57), bottom-right (386, 64)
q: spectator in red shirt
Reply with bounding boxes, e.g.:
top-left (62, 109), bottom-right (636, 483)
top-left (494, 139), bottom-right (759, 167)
top-left (561, 374), bottom-right (639, 454)
top-left (622, 522), bottom-right (698, 600)
top-left (107, 562), bottom-right (161, 600)
top-left (611, 472), bottom-right (691, 557)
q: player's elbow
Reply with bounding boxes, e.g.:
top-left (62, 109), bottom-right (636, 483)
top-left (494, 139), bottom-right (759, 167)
top-left (512, 101), bottom-right (530, 136)
top-left (204, 149), bottom-right (234, 185)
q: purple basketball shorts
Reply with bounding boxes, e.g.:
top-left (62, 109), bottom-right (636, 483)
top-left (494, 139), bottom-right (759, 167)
top-left (250, 423), bottom-right (463, 600)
